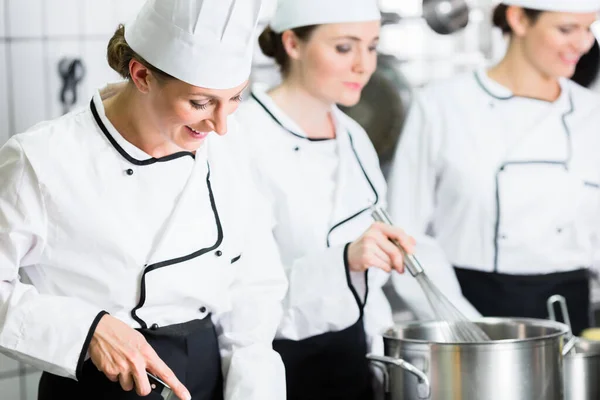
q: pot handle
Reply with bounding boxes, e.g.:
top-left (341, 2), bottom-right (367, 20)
top-left (562, 336), bottom-right (579, 356)
top-left (547, 295), bottom-right (578, 356)
top-left (368, 360), bottom-right (392, 400)
top-left (367, 353), bottom-right (431, 399)
top-left (547, 295), bottom-right (572, 329)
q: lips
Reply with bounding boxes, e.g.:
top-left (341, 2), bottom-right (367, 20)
top-left (185, 125), bottom-right (209, 140)
top-left (560, 54), bottom-right (580, 66)
top-left (343, 82), bottom-right (363, 90)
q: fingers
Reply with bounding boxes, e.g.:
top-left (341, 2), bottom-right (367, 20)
top-left (119, 372), bottom-right (135, 392)
top-left (371, 231), bottom-right (405, 273)
top-left (373, 222), bottom-right (416, 254)
top-left (369, 242), bottom-right (394, 273)
top-left (147, 354), bottom-right (191, 400)
top-left (105, 370), bottom-right (120, 383)
top-left (89, 316), bottom-right (190, 400)
top-left (349, 235), bottom-right (392, 273)
top-left (367, 252), bottom-right (393, 273)
top-left (131, 363), bottom-right (151, 396)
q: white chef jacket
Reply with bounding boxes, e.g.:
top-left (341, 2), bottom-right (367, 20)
top-left (236, 89), bottom-right (401, 354)
top-left (388, 69), bottom-right (600, 289)
top-left (0, 89), bottom-right (287, 400)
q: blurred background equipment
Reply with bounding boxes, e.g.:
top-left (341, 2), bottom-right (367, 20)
top-left (422, 0), bottom-right (470, 34)
top-left (58, 57), bottom-right (86, 114)
top-left (339, 0), bottom-right (472, 172)
top-left (339, 54), bottom-right (411, 175)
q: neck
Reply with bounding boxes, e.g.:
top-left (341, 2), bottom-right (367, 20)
top-left (487, 40), bottom-right (561, 102)
top-left (268, 79), bottom-right (336, 139)
top-left (103, 85), bottom-right (183, 158)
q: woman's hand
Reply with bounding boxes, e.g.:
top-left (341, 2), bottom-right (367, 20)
top-left (89, 314), bottom-right (191, 400)
top-left (347, 222), bottom-right (415, 273)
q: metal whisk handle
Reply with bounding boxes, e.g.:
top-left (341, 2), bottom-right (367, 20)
top-left (370, 207), bottom-right (424, 277)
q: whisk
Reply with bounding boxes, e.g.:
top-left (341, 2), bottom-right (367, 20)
top-left (372, 206), bottom-right (490, 343)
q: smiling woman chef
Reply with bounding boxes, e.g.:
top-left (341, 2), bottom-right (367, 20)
top-left (0, 0), bottom-right (287, 399)
top-left (388, 0), bottom-right (600, 335)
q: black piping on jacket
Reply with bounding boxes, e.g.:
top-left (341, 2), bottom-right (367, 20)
top-left (325, 133), bottom-right (380, 248)
top-left (91, 99), bottom-right (224, 329)
top-left (91, 99), bottom-right (195, 165)
top-left (252, 92), bottom-right (379, 314)
top-left (130, 165), bottom-right (224, 328)
top-left (251, 93), bottom-right (332, 142)
top-left (491, 90), bottom-right (574, 273)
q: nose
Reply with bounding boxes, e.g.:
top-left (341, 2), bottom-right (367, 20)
top-left (207, 104), bottom-right (229, 136)
top-left (352, 48), bottom-right (367, 74)
top-left (352, 47), bottom-right (377, 76)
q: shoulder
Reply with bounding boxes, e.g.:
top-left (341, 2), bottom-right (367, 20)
top-left (565, 79), bottom-right (600, 113)
top-left (417, 71), bottom-right (478, 99)
top-left (11, 107), bottom-right (99, 167)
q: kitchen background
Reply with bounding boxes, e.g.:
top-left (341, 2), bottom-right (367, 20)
top-left (0, 1), bottom-right (598, 399)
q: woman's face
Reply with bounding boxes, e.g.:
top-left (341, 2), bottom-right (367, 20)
top-left (142, 75), bottom-right (247, 152)
top-left (516, 9), bottom-right (597, 79)
top-left (288, 21), bottom-right (380, 107)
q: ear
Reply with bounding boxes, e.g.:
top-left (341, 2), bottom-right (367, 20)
top-left (281, 30), bottom-right (303, 61)
top-left (129, 59), bottom-right (151, 93)
top-left (506, 6), bottom-right (530, 37)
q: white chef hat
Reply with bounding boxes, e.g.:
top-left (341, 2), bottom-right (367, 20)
top-left (125, 0), bottom-right (262, 90)
top-left (270, 0), bottom-right (381, 34)
top-left (500, 0), bottom-right (600, 12)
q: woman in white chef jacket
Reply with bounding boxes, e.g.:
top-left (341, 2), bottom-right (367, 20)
top-left (0, 1), bottom-right (287, 399)
top-left (234, 0), bottom-right (471, 398)
top-left (388, 0), bottom-right (600, 335)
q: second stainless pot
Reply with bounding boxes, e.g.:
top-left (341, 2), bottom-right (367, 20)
top-left (564, 339), bottom-right (600, 400)
top-left (369, 318), bottom-right (569, 400)
top-left (547, 295), bottom-right (600, 400)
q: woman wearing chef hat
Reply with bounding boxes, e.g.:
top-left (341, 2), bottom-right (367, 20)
top-left (0, 0), bottom-right (287, 399)
top-left (387, 0), bottom-right (600, 335)
top-left (235, 0), bottom-right (479, 398)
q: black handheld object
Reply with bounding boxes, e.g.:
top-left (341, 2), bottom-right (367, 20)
top-left (147, 372), bottom-right (175, 400)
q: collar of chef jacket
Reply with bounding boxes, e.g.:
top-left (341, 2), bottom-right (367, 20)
top-left (248, 88), bottom-right (383, 248)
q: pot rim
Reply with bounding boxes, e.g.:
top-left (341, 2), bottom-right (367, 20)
top-left (565, 338), bottom-right (600, 358)
top-left (383, 317), bottom-right (570, 345)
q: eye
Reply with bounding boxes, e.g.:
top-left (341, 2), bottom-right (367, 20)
top-left (368, 44), bottom-right (378, 52)
top-left (190, 101), bottom-right (210, 110)
top-left (335, 44), bottom-right (352, 54)
top-left (232, 94), bottom-right (243, 102)
top-left (558, 26), bottom-right (575, 34)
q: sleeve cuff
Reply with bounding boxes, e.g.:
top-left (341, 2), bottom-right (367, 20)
top-left (76, 310), bottom-right (109, 381)
top-left (343, 243), bottom-right (369, 316)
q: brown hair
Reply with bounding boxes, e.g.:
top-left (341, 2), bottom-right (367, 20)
top-left (258, 25), bottom-right (318, 76)
top-left (106, 24), bottom-right (174, 81)
top-left (492, 4), bottom-right (543, 34)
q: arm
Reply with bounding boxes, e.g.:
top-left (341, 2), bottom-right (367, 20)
top-left (214, 150), bottom-right (287, 400)
top-left (387, 94), bottom-right (480, 320)
top-left (0, 138), bottom-right (106, 379)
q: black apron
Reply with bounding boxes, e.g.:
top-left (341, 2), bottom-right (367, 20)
top-left (38, 317), bottom-right (223, 400)
top-left (273, 318), bottom-right (373, 400)
top-left (454, 267), bottom-right (591, 335)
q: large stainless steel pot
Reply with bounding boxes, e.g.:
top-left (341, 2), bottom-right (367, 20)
top-left (547, 295), bottom-right (600, 400)
top-left (368, 318), bottom-right (570, 400)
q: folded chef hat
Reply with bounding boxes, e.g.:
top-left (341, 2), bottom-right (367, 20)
top-left (125, 0), bottom-right (262, 89)
top-left (500, 0), bottom-right (600, 12)
top-left (270, 0), bottom-right (381, 33)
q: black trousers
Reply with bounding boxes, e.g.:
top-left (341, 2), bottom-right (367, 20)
top-left (39, 317), bottom-right (223, 400)
top-left (454, 267), bottom-right (591, 335)
top-left (273, 318), bottom-right (373, 400)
